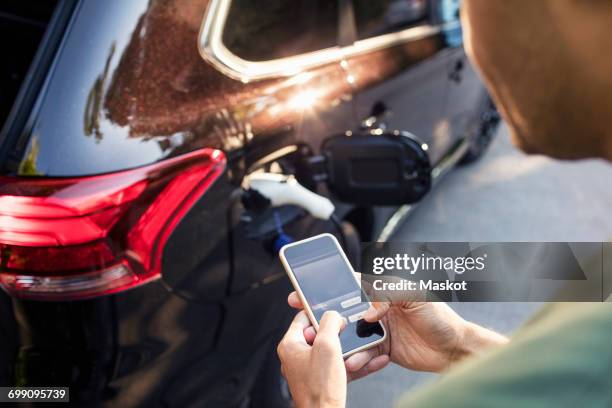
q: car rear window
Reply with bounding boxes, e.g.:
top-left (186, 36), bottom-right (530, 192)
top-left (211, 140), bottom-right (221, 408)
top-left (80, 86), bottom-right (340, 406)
top-left (0, 0), bottom-right (58, 127)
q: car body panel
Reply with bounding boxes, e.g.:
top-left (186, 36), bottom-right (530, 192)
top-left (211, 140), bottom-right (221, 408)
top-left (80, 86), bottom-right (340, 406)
top-left (11, 0), bottom-right (355, 177)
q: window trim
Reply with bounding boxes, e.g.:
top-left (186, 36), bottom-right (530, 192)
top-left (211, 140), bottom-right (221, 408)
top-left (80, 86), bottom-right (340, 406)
top-left (198, 0), bottom-right (460, 82)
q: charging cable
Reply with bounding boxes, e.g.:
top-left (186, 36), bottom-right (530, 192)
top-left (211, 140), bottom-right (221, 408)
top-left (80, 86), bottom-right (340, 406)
top-left (243, 172), bottom-right (335, 220)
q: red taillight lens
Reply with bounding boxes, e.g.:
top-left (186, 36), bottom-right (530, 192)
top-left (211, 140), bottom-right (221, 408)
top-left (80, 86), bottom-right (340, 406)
top-left (0, 148), bottom-right (226, 300)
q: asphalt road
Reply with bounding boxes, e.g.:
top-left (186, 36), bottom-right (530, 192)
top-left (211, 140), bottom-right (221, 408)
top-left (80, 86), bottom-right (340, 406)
top-left (347, 124), bottom-right (612, 407)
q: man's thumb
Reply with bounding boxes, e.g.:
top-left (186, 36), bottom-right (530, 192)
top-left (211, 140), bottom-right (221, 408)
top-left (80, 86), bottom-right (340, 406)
top-left (319, 311), bottom-right (346, 336)
top-left (363, 302), bottom-right (390, 322)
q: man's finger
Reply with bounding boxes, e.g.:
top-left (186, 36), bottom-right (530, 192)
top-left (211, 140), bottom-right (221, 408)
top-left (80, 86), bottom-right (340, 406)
top-left (367, 354), bottom-right (390, 373)
top-left (347, 355), bottom-right (390, 382)
top-left (363, 302), bottom-right (390, 322)
top-left (304, 326), bottom-right (316, 344)
top-left (361, 279), bottom-right (374, 298)
top-left (344, 348), bottom-right (381, 373)
top-left (318, 311), bottom-right (346, 336)
top-left (287, 291), bottom-right (304, 309)
top-left (285, 311), bottom-right (312, 344)
top-left (313, 311), bottom-right (345, 358)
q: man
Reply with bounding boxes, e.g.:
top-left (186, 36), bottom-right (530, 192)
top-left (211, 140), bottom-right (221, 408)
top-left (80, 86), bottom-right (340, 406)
top-left (277, 1), bottom-right (612, 407)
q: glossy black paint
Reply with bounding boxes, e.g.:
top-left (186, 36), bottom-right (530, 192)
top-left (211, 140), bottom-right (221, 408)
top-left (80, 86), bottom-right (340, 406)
top-left (5, 0), bottom-right (356, 177)
top-left (0, 0), bottom-right (493, 406)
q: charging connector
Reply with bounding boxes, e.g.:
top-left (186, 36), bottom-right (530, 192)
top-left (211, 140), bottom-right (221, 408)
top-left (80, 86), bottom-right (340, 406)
top-left (243, 172), bottom-right (335, 220)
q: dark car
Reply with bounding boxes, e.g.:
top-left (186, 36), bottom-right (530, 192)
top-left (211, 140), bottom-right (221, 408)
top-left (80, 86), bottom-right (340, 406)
top-left (0, 0), bottom-right (498, 406)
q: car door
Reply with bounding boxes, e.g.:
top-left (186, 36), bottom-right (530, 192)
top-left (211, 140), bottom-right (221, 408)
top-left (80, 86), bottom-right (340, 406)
top-left (199, 0), bottom-right (356, 295)
top-left (342, 0), bottom-right (456, 165)
top-left (436, 0), bottom-right (489, 142)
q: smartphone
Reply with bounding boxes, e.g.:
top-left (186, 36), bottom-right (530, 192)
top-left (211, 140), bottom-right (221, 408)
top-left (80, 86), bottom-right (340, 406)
top-left (279, 233), bottom-right (386, 357)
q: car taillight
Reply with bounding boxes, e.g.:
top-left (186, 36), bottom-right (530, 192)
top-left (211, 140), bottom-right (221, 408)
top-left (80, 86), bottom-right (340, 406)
top-left (0, 148), bottom-right (226, 301)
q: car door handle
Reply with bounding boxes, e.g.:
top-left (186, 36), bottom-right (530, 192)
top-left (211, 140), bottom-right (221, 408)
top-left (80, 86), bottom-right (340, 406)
top-left (360, 102), bottom-right (389, 131)
top-left (449, 59), bottom-right (464, 83)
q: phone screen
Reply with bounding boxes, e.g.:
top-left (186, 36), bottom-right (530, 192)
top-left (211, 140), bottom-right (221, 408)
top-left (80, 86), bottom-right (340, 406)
top-left (282, 234), bottom-right (385, 355)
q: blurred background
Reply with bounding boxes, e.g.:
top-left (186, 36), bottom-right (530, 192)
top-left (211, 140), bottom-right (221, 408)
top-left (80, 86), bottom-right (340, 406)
top-left (348, 123), bottom-right (612, 406)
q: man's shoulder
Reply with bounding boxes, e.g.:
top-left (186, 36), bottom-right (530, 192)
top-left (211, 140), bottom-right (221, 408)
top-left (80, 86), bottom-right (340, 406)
top-left (397, 302), bottom-right (612, 408)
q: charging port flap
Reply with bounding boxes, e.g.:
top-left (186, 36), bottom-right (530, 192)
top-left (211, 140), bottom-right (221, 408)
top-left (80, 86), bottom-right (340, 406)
top-left (321, 131), bottom-right (431, 206)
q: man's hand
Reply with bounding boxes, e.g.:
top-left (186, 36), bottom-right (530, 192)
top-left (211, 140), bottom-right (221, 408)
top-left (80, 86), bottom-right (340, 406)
top-left (277, 310), bottom-right (348, 408)
top-left (358, 300), bottom-right (508, 373)
top-left (287, 292), bottom-right (508, 380)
